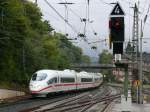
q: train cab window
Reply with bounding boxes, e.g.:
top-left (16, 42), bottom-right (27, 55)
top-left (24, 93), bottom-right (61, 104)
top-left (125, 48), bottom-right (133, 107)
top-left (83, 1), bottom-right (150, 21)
top-left (61, 77), bottom-right (75, 83)
top-left (81, 78), bottom-right (92, 82)
top-left (47, 77), bottom-right (57, 85)
top-left (32, 73), bottom-right (47, 81)
top-left (32, 73), bottom-right (37, 81)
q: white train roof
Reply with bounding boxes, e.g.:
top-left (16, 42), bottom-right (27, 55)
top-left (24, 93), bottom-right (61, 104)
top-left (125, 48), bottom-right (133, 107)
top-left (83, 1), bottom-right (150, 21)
top-left (36, 69), bottom-right (58, 73)
top-left (34, 69), bottom-right (103, 78)
top-left (78, 71), bottom-right (92, 78)
top-left (59, 70), bottom-right (76, 77)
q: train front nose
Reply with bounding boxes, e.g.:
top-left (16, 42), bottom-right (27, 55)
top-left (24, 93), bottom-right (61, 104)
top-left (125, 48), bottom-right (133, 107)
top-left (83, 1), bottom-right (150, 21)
top-left (29, 81), bottom-right (42, 93)
top-left (29, 72), bottom-right (48, 94)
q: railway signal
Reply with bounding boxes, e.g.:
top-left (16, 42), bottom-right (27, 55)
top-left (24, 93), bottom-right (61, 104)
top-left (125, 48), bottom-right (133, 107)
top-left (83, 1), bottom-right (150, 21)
top-left (109, 2), bottom-right (128, 101)
top-left (109, 3), bottom-right (125, 55)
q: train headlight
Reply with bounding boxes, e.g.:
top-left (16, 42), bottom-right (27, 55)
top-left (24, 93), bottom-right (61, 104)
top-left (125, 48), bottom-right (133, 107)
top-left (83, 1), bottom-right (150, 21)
top-left (30, 85), bottom-right (41, 89)
top-left (36, 85), bottom-right (41, 89)
top-left (35, 85), bottom-right (41, 89)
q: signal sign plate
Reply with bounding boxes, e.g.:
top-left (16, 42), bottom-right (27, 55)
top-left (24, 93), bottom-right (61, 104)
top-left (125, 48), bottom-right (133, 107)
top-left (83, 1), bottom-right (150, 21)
top-left (134, 80), bottom-right (140, 87)
top-left (110, 3), bottom-right (125, 16)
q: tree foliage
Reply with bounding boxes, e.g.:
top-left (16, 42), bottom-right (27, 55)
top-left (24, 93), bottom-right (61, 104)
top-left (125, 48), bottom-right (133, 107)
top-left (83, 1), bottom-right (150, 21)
top-left (98, 50), bottom-right (113, 82)
top-left (0, 0), bottom-right (86, 87)
top-left (81, 55), bottom-right (91, 64)
top-left (99, 50), bottom-right (112, 64)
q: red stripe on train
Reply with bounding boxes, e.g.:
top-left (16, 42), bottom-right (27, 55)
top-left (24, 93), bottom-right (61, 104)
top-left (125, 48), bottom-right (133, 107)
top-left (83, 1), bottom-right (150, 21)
top-left (31, 85), bottom-right (52, 93)
top-left (31, 82), bottom-right (95, 93)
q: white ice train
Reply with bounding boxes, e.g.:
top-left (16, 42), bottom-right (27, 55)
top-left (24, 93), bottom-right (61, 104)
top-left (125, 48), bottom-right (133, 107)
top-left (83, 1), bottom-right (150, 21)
top-left (29, 69), bottom-right (103, 96)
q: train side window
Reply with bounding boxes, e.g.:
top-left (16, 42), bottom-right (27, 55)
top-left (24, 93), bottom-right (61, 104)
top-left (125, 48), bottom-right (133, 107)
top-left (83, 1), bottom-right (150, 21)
top-left (47, 77), bottom-right (57, 85)
top-left (32, 73), bottom-right (37, 81)
top-left (32, 73), bottom-right (47, 81)
top-left (61, 77), bottom-right (75, 83)
top-left (81, 78), bottom-right (92, 82)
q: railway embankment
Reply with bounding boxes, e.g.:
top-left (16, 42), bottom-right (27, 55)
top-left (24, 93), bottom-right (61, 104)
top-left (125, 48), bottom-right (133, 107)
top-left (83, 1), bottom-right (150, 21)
top-left (0, 89), bottom-right (26, 103)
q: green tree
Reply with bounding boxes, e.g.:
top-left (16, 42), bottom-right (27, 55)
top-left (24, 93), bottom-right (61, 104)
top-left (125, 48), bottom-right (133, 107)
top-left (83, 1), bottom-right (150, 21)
top-left (81, 55), bottom-right (91, 64)
top-left (0, 0), bottom-right (30, 83)
top-left (99, 50), bottom-right (112, 64)
top-left (99, 50), bottom-right (113, 82)
top-left (0, 0), bottom-right (87, 89)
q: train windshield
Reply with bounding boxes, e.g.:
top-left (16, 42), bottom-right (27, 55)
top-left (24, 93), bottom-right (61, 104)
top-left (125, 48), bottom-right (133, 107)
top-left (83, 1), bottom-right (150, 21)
top-left (32, 73), bottom-right (47, 81)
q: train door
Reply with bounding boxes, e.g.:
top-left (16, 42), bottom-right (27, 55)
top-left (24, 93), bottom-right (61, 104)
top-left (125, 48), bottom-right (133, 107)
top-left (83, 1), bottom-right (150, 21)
top-left (58, 72), bottom-right (65, 92)
top-left (55, 72), bottom-right (61, 92)
top-left (47, 76), bottom-right (57, 93)
top-left (75, 72), bottom-right (78, 90)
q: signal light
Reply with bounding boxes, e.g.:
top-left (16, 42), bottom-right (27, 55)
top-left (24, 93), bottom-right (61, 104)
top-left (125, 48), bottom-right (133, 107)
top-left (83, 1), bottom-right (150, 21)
top-left (114, 21), bottom-right (120, 29)
top-left (109, 17), bottom-right (124, 42)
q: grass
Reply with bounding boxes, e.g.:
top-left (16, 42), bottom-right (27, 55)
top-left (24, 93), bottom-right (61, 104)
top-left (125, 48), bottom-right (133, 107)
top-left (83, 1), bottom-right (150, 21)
top-left (0, 81), bottom-right (28, 92)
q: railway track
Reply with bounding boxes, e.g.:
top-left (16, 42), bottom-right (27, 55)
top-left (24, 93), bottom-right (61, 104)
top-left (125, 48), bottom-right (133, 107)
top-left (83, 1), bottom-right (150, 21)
top-left (0, 85), bottom-right (121, 112)
top-left (20, 86), bottom-right (120, 112)
top-left (0, 92), bottom-right (84, 112)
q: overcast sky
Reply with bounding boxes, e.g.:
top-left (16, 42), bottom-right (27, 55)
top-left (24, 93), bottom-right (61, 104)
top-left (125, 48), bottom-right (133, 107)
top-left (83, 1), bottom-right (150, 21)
top-left (28, 0), bottom-right (150, 57)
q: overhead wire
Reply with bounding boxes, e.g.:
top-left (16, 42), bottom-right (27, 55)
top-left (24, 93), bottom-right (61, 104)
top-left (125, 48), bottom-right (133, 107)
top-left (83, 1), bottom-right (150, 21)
top-left (98, 0), bottom-right (113, 6)
top-left (98, 0), bottom-right (150, 28)
top-left (36, 1), bottom-right (68, 33)
top-left (60, 0), bottom-right (110, 50)
top-left (84, 0), bottom-right (91, 43)
top-left (48, 0), bottom-right (150, 51)
top-left (98, 0), bottom-right (150, 51)
top-left (64, 0), bottom-right (69, 36)
top-left (42, 10), bottom-right (60, 21)
top-left (83, 0), bottom-right (88, 38)
top-left (68, 0), bottom-right (97, 37)
top-left (46, 0), bottom-right (149, 33)
top-left (67, 0), bottom-right (100, 48)
top-left (59, 0), bottom-right (83, 38)
top-left (120, 0), bottom-right (145, 12)
top-left (89, 23), bottom-right (98, 36)
top-left (57, 0), bottom-right (99, 43)
top-left (80, 0), bottom-right (111, 46)
top-left (44, 0), bottom-right (79, 36)
top-left (99, 0), bottom-right (149, 20)
top-left (143, 3), bottom-right (150, 31)
top-left (59, 0), bottom-right (86, 41)
top-left (66, 4), bottom-right (82, 21)
top-left (141, 0), bottom-right (148, 15)
top-left (121, 0), bottom-right (150, 26)
top-left (43, 0), bottom-right (149, 50)
top-left (66, 0), bottom-right (107, 48)
top-left (86, 0), bottom-right (90, 37)
top-left (47, 0), bottom-right (89, 41)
